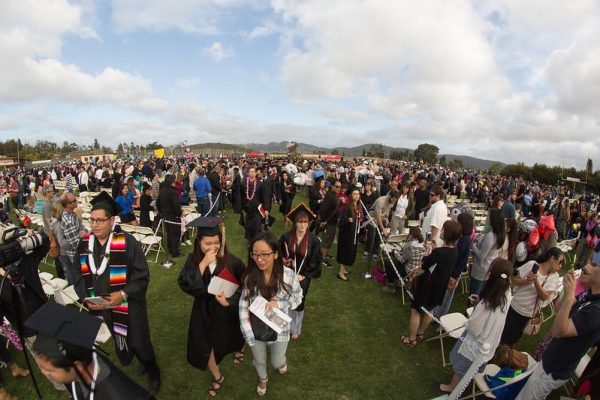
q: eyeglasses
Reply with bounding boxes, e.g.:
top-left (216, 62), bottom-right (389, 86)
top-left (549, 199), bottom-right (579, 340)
top-left (429, 193), bottom-right (436, 197)
top-left (251, 252), bottom-right (274, 260)
top-left (89, 217), bottom-right (110, 225)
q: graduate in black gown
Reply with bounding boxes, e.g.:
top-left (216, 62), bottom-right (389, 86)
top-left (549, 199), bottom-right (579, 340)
top-left (336, 188), bottom-right (364, 281)
top-left (71, 192), bottom-right (161, 394)
top-left (279, 204), bottom-right (322, 339)
top-left (177, 217), bottom-right (246, 397)
top-left (277, 170), bottom-right (296, 229)
top-left (26, 302), bottom-right (154, 400)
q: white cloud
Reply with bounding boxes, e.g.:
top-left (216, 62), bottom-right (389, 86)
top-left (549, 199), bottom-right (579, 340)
top-left (0, 0), bottom-right (168, 113)
top-left (110, 0), bottom-right (245, 34)
top-left (203, 42), bottom-right (235, 61)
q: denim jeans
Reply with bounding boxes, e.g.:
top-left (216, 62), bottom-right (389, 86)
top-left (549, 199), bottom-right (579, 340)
top-left (196, 197), bottom-right (210, 216)
top-left (249, 340), bottom-right (289, 381)
top-left (58, 255), bottom-right (74, 285)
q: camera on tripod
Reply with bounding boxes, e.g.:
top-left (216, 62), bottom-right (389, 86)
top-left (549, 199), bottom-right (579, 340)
top-left (0, 223), bottom-right (44, 268)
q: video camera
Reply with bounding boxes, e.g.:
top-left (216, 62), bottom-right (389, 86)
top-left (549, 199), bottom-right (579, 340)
top-left (0, 223), bottom-right (44, 268)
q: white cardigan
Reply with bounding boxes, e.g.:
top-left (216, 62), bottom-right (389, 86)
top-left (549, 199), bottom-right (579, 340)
top-left (458, 291), bottom-right (512, 363)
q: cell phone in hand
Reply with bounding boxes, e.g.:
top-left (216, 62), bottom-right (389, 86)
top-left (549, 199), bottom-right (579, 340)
top-left (532, 263), bottom-right (540, 274)
top-left (426, 232), bottom-right (432, 241)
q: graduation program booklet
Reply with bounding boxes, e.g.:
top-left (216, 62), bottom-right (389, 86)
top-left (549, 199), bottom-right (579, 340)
top-left (207, 267), bottom-right (240, 298)
top-left (85, 296), bottom-right (111, 307)
top-left (249, 296), bottom-right (291, 335)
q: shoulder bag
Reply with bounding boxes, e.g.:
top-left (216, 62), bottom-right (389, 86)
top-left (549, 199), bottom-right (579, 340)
top-left (522, 276), bottom-right (548, 336)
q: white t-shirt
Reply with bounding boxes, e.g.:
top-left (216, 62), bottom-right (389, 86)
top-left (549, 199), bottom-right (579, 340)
top-left (394, 195), bottom-right (409, 218)
top-left (421, 200), bottom-right (448, 247)
top-left (511, 260), bottom-right (559, 317)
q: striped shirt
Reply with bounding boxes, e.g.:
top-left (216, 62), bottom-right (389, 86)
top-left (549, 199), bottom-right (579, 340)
top-left (239, 267), bottom-right (303, 347)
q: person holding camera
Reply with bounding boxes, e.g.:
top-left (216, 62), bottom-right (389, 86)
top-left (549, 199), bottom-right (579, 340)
top-left (499, 246), bottom-right (562, 346)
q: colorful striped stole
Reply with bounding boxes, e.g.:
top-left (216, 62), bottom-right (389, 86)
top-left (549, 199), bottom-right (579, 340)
top-left (80, 233), bottom-right (129, 350)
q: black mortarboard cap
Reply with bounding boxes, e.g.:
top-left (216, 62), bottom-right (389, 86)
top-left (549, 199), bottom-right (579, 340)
top-left (187, 216), bottom-right (223, 237)
top-left (25, 302), bottom-right (102, 357)
top-left (286, 203), bottom-right (316, 223)
top-left (90, 191), bottom-right (122, 215)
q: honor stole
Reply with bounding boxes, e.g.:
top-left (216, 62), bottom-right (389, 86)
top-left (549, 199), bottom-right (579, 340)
top-left (80, 233), bottom-right (129, 349)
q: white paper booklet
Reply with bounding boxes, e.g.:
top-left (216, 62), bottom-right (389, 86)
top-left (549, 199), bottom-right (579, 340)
top-left (207, 267), bottom-right (240, 298)
top-left (249, 296), bottom-right (292, 334)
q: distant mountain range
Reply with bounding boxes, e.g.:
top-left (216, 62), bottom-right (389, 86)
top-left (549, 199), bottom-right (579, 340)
top-left (188, 141), bottom-right (504, 170)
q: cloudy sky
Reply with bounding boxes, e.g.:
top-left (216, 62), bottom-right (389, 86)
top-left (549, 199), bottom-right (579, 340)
top-left (1, 0), bottom-right (599, 167)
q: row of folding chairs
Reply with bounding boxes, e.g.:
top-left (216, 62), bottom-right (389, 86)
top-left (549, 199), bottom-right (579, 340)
top-left (38, 271), bottom-right (111, 344)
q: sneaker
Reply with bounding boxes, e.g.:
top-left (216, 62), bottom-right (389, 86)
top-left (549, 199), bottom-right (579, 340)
top-left (185, 240), bottom-right (192, 246)
top-left (321, 259), bottom-right (332, 268)
top-left (162, 260), bottom-right (173, 269)
top-left (372, 254), bottom-right (379, 261)
top-left (362, 251), bottom-right (369, 259)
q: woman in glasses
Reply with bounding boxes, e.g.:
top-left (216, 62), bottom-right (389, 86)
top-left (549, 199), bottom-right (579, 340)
top-left (177, 217), bottom-right (246, 397)
top-left (279, 204), bottom-right (322, 339)
top-left (239, 232), bottom-right (303, 397)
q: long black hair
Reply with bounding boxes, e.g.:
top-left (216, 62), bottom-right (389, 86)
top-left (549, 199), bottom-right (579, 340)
top-left (191, 230), bottom-right (231, 276)
top-left (535, 246), bottom-right (563, 264)
top-left (479, 258), bottom-right (513, 310)
top-left (244, 232), bottom-right (290, 300)
top-left (488, 208), bottom-right (506, 249)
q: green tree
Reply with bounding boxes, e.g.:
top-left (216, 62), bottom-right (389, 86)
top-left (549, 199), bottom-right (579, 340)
top-left (413, 143), bottom-right (439, 164)
top-left (438, 155), bottom-right (447, 166)
top-left (389, 150), bottom-right (402, 160)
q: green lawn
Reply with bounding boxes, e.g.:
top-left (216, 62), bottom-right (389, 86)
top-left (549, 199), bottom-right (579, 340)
top-left (5, 194), bottom-right (564, 399)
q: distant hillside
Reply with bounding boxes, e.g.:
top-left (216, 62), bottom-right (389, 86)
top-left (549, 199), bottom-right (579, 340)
top-left (194, 141), bottom-right (504, 170)
top-left (442, 154), bottom-right (505, 170)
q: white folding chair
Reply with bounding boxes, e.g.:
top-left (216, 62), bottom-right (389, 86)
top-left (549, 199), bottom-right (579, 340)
top-left (54, 285), bottom-right (86, 311)
top-left (95, 322), bottom-right (112, 344)
top-left (426, 312), bottom-right (468, 367)
top-left (471, 353), bottom-right (537, 399)
top-left (136, 225), bottom-right (164, 263)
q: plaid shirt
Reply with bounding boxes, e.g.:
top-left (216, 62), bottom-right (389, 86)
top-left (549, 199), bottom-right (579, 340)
top-left (61, 211), bottom-right (83, 261)
top-left (239, 267), bottom-right (303, 347)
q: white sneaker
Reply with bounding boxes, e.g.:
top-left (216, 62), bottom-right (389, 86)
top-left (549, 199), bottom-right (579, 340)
top-left (162, 260), bottom-right (173, 269)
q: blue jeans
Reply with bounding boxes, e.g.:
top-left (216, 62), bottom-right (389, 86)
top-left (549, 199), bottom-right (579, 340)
top-left (469, 277), bottom-right (487, 296)
top-left (58, 255), bottom-right (74, 285)
top-left (249, 340), bottom-right (289, 381)
top-left (196, 197), bottom-right (210, 216)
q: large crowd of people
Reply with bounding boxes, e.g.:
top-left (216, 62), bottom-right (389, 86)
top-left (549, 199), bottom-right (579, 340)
top-left (0, 152), bottom-right (599, 399)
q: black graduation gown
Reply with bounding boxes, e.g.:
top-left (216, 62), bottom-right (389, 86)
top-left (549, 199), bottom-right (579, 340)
top-left (231, 175), bottom-right (242, 214)
top-left (278, 181), bottom-right (296, 217)
top-left (72, 355), bottom-right (155, 400)
top-left (72, 233), bottom-right (155, 365)
top-left (411, 246), bottom-right (458, 311)
top-left (177, 253), bottom-right (246, 370)
top-left (139, 194), bottom-right (153, 228)
top-left (279, 232), bottom-right (321, 311)
top-left (336, 205), bottom-right (361, 266)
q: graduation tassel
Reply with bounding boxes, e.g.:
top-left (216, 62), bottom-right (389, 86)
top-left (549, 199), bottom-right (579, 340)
top-left (219, 223), bottom-right (226, 258)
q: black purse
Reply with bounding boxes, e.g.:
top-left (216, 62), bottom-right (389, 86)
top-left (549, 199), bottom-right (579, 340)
top-left (250, 313), bottom-right (278, 342)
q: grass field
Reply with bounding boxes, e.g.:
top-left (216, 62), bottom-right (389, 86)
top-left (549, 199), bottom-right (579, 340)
top-left (5, 193), bottom-right (563, 400)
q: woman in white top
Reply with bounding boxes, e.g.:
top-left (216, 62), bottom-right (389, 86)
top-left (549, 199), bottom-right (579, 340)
top-left (499, 247), bottom-right (562, 346)
top-left (437, 258), bottom-right (513, 393)
top-left (389, 182), bottom-right (413, 235)
top-left (469, 208), bottom-right (505, 296)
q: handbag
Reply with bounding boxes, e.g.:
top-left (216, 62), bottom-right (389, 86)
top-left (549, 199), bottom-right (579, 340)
top-left (250, 313), bottom-right (277, 342)
top-left (495, 344), bottom-right (529, 370)
top-left (484, 367), bottom-right (530, 400)
top-left (522, 276), bottom-right (547, 336)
